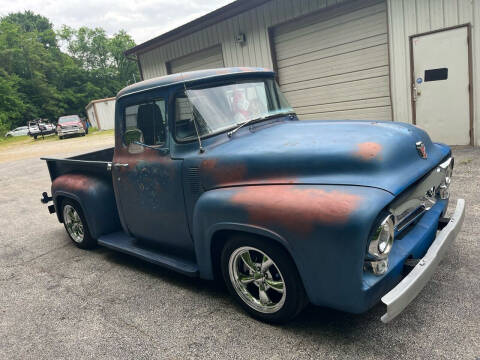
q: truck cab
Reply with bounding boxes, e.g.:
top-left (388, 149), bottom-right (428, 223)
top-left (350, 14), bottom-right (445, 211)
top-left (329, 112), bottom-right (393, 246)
top-left (42, 67), bottom-right (465, 324)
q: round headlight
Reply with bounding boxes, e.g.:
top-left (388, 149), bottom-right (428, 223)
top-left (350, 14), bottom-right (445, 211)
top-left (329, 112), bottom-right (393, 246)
top-left (368, 214), bottom-right (394, 259)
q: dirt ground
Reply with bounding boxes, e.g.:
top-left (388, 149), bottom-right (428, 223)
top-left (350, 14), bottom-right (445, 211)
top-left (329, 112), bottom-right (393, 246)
top-left (0, 131), bottom-right (114, 163)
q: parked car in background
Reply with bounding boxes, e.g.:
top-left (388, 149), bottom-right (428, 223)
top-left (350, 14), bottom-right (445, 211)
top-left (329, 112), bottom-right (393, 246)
top-left (27, 119), bottom-right (56, 139)
top-left (5, 126), bottom-right (29, 137)
top-left (57, 115), bottom-right (86, 139)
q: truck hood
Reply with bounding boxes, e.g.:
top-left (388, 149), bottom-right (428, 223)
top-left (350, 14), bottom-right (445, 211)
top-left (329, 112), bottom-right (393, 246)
top-left (195, 120), bottom-right (450, 196)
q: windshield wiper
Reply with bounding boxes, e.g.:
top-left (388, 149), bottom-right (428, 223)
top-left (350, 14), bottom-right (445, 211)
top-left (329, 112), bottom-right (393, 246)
top-left (227, 112), bottom-right (295, 138)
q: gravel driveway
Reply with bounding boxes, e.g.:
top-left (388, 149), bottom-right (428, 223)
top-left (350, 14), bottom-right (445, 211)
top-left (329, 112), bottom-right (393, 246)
top-left (0, 141), bottom-right (478, 359)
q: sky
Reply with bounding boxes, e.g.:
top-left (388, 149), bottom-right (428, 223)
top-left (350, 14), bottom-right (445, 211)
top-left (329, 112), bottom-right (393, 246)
top-left (0, 0), bottom-right (235, 45)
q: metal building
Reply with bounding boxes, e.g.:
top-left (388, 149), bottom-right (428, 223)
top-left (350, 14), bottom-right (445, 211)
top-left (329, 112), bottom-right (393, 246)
top-left (85, 97), bottom-right (116, 130)
top-left (125, 0), bottom-right (480, 146)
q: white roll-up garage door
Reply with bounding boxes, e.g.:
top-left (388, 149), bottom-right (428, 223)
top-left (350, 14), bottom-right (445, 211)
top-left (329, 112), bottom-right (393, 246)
top-left (168, 45), bottom-right (224, 74)
top-left (272, 0), bottom-right (391, 121)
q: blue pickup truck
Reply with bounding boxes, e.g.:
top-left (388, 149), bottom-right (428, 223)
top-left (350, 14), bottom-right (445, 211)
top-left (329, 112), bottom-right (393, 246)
top-left (42, 67), bottom-right (465, 323)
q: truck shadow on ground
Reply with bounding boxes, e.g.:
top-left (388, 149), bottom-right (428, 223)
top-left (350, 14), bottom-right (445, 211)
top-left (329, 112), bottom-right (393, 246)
top-left (97, 245), bottom-right (385, 336)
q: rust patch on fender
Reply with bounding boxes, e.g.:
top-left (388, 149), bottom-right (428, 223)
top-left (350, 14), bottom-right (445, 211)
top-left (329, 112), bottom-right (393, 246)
top-left (201, 159), bottom-right (217, 170)
top-left (52, 174), bottom-right (95, 193)
top-left (201, 159), bottom-right (247, 186)
top-left (355, 142), bottom-right (382, 160)
top-left (231, 186), bottom-right (362, 233)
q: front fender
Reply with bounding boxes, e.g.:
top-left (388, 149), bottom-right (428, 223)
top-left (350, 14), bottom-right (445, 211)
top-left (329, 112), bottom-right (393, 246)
top-left (193, 184), bottom-right (394, 312)
top-left (52, 174), bottom-right (120, 239)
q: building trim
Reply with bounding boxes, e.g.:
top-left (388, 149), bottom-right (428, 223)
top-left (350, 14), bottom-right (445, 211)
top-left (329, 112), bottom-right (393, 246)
top-left (385, 0), bottom-right (394, 122)
top-left (409, 23), bottom-right (474, 146)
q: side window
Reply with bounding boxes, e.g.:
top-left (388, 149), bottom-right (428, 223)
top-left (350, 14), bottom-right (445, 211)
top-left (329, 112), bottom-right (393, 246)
top-left (125, 99), bottom-right (166, 146)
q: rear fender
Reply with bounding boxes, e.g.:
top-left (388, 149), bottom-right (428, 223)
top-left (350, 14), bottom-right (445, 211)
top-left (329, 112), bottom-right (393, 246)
top-left (52, 174), bottom-right (120, 239)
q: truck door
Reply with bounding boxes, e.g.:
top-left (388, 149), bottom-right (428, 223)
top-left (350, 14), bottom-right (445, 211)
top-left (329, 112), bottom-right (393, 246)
top-left (112, 98), bottom-right (194, 257)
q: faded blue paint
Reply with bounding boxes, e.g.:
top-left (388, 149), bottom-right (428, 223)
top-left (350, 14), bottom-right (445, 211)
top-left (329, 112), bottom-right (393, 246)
top-left (43, 68), bottom-right (453, 316)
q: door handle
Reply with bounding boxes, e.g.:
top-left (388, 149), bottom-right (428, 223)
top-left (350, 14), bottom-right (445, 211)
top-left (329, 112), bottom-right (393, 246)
top-left (412, 85), bottom-right (418, 102)
top-left (113, 163), bottom-right (129, 168)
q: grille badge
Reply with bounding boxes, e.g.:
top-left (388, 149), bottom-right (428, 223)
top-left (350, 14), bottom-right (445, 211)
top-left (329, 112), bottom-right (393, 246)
top-left (416, 141), bottom-right (427, 159)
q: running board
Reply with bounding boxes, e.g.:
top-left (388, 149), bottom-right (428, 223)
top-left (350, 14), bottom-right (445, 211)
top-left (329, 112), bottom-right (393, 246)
top-left (98, 232), bottom-right (199, 277)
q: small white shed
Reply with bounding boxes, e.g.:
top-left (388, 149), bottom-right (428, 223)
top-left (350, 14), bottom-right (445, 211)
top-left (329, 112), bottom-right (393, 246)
top-left (85, 97), bottom-right (116, 130)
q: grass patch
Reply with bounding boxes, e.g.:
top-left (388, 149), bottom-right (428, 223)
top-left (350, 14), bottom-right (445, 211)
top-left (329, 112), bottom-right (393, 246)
top-left (0, 129), bottom-right (114, 148)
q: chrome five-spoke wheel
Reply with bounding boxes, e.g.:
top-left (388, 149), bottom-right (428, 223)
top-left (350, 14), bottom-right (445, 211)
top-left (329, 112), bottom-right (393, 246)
top-left (63, 204), bottom-right (84, 243)
top-left (61, 199), bottom-right (95, 249)
top-left (222, 236), bottom-right (307, 323)
top-left (229, 246), bottom-right (286, 314)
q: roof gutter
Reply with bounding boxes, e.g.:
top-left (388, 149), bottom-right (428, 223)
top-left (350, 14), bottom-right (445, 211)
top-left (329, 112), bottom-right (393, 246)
top-left (124, 0), bottom-right (272, 56)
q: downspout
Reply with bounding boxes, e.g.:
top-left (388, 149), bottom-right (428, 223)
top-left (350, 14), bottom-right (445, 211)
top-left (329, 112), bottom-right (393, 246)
top-left (126, 53), bottom-right (144, 81)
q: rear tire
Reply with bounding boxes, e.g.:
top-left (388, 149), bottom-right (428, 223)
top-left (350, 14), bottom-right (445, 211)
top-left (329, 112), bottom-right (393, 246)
top-left (61, 199), bottom-right (96, 249)
top-left (221, 235), bottom-right (307, 323)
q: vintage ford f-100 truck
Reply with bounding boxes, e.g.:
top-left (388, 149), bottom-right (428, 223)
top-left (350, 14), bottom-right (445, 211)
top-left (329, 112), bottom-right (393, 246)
top-left (42, 67), bottom-right (465, 323)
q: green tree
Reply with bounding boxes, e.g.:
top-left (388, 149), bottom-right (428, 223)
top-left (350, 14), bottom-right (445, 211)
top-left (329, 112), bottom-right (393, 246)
top-left (0, 11), bottom-right (138, 135)
top-left (0, 69), bottom-right (26, 133)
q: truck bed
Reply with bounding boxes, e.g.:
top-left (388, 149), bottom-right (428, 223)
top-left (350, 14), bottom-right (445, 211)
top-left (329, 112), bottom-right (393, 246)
top-left (42, 147), bottom-right (113, 182)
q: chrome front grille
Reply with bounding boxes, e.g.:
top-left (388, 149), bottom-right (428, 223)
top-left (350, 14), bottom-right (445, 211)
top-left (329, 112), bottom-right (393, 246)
top-left (395, 205), bottom-right (427, 233)
top-left (389, 157), bottom-right (452, 235)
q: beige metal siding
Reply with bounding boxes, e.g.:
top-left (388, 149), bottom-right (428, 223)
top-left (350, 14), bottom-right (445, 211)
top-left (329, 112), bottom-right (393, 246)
top-left (137, 0), bottom-right (353, 79)
top-left (388, 0), bottom-right (480, 145)
top-left (273, 0), bottom-right (391, 120)
top-left (168, 45), bottom-right (224, 73)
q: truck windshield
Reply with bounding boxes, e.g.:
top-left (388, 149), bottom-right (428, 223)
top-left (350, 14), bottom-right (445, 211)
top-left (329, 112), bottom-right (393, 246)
top-left (175, 79), bottom-right (294, 141)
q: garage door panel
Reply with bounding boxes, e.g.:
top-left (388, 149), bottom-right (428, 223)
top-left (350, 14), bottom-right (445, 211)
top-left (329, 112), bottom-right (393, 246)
top-left (279, 45), bottom-right (389, 85)
top-left (281, 66), bottom-right (390, 92)
top-left (275, 12), bottom-right (387, 61)
top-left (294, 97), bottom-right (391, 115)
top-left (277, 34), bottom-right (388, 71)
top-left (274, 1), bottom-right (386, 43)
top-left (299, 106), bottom-right (392, 121)
top-left (169, 45), bottom-right (224, 74)
top-left (274, 1), bottom-right (389, 122)
top-left (284, 77), bottom-right (390, 108)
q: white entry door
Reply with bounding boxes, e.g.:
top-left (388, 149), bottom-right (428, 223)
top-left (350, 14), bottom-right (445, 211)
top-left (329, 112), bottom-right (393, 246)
top-left (412, 27), bottom-right (471, 145)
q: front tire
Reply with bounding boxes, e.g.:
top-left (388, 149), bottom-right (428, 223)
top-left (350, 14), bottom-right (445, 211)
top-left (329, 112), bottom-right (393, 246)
top-left (61, 199), bottom-right (96, 249)
top-left (221, 235), bottom-right (307, 323)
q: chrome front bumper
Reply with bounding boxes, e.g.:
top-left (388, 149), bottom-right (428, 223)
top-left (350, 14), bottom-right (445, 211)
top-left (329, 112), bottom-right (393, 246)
top-left (380, 199), bottom-right (465, 323)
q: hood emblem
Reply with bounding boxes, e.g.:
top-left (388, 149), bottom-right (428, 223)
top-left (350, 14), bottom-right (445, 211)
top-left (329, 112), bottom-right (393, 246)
top-left (416, 141), bottom-right (427, 159)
